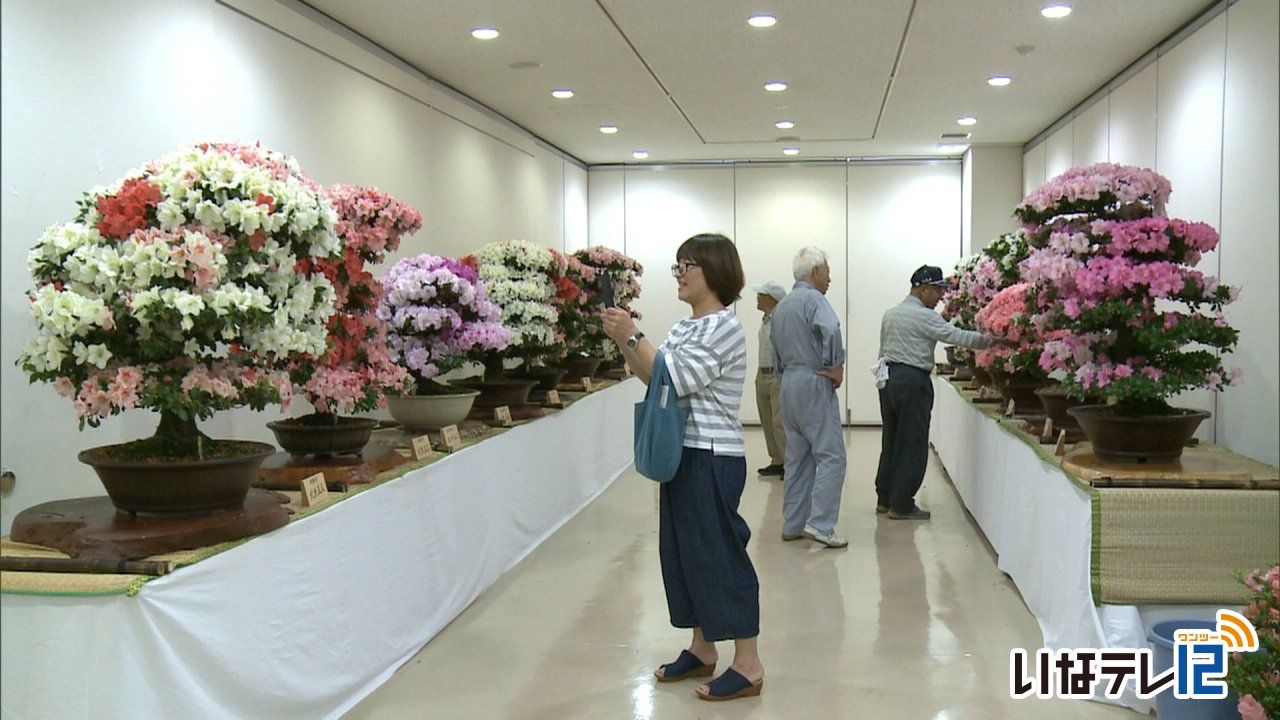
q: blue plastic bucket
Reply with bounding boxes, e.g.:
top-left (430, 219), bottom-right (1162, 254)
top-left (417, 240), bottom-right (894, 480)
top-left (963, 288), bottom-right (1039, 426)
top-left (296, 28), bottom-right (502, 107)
top-left (1147, 620), bottom-right (1239, 720)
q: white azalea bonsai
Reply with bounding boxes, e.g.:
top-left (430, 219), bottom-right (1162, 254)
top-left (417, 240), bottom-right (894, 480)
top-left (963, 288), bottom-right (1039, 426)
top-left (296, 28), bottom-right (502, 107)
top-left (18, 142), bottom-right (340, 458)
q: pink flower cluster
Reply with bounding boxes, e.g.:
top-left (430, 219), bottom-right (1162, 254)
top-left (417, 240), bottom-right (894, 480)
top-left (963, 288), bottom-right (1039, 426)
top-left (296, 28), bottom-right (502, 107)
top-left (572, 246), bottom-right (644, 358)
top-left (62, 361), bottom-right (293, 421)
top-left (289, 185), bottom-right (423, 415)
top-left (972, 284), bottom-right (1060, 374)
top-left (1015, 162), bottom-right (1172, 228)
top-left (326, 184), bottom-right (423, 257)
top-left (378, 254), bottom-right (512, 386)
top-left (1019, 164), bottom-right (1241, 410)
top-left (1228, 565), bottom-right (1280, 720)
top-left (975, 283), bottom-right (1030, 340)
top-left (940, 231), bottom-right (1026, 330)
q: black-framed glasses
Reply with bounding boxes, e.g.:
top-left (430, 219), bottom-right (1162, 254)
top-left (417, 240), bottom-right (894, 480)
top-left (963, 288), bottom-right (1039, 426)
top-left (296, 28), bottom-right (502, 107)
top-left (670, 260), bottom-right (699, 277)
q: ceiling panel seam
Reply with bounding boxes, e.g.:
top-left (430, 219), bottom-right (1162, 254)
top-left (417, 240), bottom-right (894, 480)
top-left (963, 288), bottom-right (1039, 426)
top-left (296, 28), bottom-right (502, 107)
top-left (872, 0), bottom-right (920, 140)
top-left (595, 0), bottom-right (705, 143)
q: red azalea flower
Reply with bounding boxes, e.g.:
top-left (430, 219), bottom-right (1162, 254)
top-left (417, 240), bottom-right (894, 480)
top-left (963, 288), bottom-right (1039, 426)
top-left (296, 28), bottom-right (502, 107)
top-left (255, 193), bottom-right (276, 214)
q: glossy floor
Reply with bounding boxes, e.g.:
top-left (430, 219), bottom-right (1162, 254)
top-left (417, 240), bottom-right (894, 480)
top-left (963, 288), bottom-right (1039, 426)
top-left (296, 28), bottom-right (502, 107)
top-left (345, 428), bottom-right (1135, 719)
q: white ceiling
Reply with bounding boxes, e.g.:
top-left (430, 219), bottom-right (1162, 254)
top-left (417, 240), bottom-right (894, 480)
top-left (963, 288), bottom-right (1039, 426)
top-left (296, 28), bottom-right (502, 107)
top-left (300, 0), bottom-right (1215, 165)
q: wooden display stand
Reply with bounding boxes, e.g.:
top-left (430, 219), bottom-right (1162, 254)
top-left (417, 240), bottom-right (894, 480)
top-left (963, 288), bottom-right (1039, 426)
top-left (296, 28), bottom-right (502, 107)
top-left (254, 444), bottom-right (407, 491)
top-left (1062, 442), bottom-right (1280, 489)
top-left (9, 489), bottom-right (291, 561)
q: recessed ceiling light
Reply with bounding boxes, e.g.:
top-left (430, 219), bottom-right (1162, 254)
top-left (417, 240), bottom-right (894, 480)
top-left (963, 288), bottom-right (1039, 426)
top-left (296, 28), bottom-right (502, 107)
top-left (775, 120), bottom-right (795, 130)
top-left (508, 61), bottom-right (541, 70)
top-left (471, 27), bottom-right (500, 40)
top-left (551, 89), bottom-right (574, 99)
top-left (764, 81), bottom-right (788, 92)
top-left (632, 150), bottom-right (649, 159)
top-left (937, 143), bottom-right (969, 153)
top-left (957, 116), bottom-right (977, 126)
top-left (1041, 4), bottom-right (1072, 19)
top-left (599, 125), bottom-right (618, 134)
top-left (782, 148), bottom-right (800, 156)
top-left (987, 75), bottom-right (1012, 87)
top-left (748, 14), bottom-right (777, 28)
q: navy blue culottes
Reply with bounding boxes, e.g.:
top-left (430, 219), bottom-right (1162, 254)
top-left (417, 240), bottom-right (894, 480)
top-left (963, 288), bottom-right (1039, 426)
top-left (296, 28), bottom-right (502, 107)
top-left (658, 448), bottom-right (759, 641)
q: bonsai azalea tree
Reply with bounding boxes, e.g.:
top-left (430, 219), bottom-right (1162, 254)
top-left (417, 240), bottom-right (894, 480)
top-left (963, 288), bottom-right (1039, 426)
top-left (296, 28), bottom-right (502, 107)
top-left (465, 240), bottom-right (559, 378)
top-left (571, 245), bottom-right (644, 360)
top-left (285, 184), bottom-right (421, 421)
top-left (973, 282), bottom-right (1056, 380)
top-left (18, 142), bottom-right (340, 458)
top-left (1016, 163), bottom-right (1241, 416)
top-left (547, 249), bottom-right (596, 364)
top-left (377, 254), bottom-right (512, 393)
top-left (1225, 564), bottom-right (1280, 720)
top-left (941, 231), bottom-right (1027, 371)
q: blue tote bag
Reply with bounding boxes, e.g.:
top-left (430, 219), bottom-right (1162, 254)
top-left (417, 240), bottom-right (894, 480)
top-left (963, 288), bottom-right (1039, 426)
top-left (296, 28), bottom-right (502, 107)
top-left (634, 351), bottom-right (687, 482)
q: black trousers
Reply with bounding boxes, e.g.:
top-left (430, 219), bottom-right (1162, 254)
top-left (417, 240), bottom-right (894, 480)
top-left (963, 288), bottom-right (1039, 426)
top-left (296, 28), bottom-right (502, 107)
top-left (873, 363), bottom-right (935, 514)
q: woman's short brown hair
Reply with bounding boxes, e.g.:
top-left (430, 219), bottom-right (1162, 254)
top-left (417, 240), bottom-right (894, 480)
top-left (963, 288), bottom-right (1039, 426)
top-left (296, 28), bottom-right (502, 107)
top-left (676, 233), bottom-right (745, 307)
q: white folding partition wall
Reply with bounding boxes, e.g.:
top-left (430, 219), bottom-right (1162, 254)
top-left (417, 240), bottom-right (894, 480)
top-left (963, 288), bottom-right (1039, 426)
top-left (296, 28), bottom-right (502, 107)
top-left (845, 163), bottom-right (963, 423)
top-left (1020, 0), bottom-right (1279, 466)
top-left (588, 161), bottom-right (961, 425)
top-left (734, 164), bottom-right (849, 424)
top-left (605, 166), bottom-right (737, 354)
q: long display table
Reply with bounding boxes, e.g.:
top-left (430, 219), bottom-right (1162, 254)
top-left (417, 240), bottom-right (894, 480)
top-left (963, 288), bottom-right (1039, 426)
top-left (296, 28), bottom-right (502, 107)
top-left (0, 379), bottom-right (643, 720)
top-left (930, 374), bottom-right (1277, 714)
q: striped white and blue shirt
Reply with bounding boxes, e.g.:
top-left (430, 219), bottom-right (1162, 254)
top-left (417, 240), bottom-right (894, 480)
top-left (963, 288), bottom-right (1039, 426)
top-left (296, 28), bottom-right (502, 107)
top-left (659, 308), bottom-right (748, 457)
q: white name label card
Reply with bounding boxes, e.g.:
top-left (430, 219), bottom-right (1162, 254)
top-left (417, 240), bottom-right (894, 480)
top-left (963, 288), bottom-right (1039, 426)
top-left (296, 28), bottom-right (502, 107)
top-left (299, 472), bottom-right (329, 507)
top-left (581, 377), bottom-right (593, 392)
top-left (411, 434), bottom-right (435, 461)
top-left (544, 390), bottom-right (564, 408)
top-left (440, 424), bottom-right (463, 453)
top-left (493, 406), bottom-right (513, 427)
top-left (1004, 399), bottom-right (1016, 417)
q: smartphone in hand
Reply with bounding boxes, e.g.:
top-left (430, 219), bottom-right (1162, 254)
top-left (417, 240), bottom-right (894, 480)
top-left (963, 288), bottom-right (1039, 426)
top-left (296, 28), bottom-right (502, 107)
top-left (598, 270), bottom-right (616, 309)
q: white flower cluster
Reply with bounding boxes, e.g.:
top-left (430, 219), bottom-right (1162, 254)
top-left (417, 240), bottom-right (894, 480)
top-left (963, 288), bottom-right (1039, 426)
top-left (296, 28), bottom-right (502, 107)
top-left (475, 240), bottom-right (559, 355)
top-left (19, 142), bottom-right (340, 398)
top-left (475, 239), bottom-right (554, 271)
top-left (139, 146), bottom-right (340, 257)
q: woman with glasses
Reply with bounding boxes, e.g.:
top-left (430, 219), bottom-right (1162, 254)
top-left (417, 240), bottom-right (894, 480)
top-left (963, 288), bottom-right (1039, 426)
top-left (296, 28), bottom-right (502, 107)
top-left (602, 233), bottom-right (764, 702)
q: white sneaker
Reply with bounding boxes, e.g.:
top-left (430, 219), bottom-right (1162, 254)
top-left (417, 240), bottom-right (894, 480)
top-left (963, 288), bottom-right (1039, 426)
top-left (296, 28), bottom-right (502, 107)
top-left (803, 524), bottom-right (848, 548)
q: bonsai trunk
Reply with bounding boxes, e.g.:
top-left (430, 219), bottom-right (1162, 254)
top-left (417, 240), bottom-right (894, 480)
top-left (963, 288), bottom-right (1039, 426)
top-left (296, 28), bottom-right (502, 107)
top-left (483, 357), bottom-right (506, 382)
top-left (153, 410), bottom-right (212, 458)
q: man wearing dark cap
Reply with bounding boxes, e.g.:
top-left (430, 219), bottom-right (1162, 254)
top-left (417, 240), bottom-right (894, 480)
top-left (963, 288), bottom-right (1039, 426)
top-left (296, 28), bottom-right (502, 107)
top-left (873, 264), bottom-right (1000, 520)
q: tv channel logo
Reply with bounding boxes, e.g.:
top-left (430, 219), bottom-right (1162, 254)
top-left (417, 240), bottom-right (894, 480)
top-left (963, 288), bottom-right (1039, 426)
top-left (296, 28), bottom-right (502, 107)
top-left (1009, 609), bottom-right (1260, 700)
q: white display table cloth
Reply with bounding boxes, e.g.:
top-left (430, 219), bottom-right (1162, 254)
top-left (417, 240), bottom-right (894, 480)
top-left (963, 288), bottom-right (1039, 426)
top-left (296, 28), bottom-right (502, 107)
top-left (1, 379), bottom-right (643, 720)
top-left (929, 375), bottom-right (1223, 714)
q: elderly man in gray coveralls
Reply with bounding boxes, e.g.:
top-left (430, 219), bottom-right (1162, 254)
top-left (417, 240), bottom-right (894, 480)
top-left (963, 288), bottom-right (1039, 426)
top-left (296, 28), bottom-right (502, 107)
top-left (771, 246), bottom-right (848, 548)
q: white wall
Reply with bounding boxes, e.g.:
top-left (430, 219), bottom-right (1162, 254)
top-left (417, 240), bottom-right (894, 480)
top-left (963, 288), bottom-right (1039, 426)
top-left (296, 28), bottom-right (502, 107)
top-left (1020, 0), bottom-right (1279, 465)
top-left (736, 164), bottom-right (848, 423)
top-left (0, 0), bottom-right (587, 531)
top-left (588, 161), bottom-right (962, 425)
top-left (1218, 0), bottom-right (1280, 464)
top-left (846, 163), bottom-right (963, 422)
top-left (964, 146), bottom-right (1025, 253)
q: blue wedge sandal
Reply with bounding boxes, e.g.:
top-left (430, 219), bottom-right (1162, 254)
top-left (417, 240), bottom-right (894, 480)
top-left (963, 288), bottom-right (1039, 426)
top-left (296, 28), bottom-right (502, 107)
top-left (654, 649), bottom-right (715, 682)
top-left (696, 667), bottom-right (764, 701)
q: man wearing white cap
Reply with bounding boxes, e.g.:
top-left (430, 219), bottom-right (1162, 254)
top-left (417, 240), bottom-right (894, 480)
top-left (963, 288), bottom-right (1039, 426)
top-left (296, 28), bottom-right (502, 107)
top-left (751, 281), bottom-right (787, 478)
